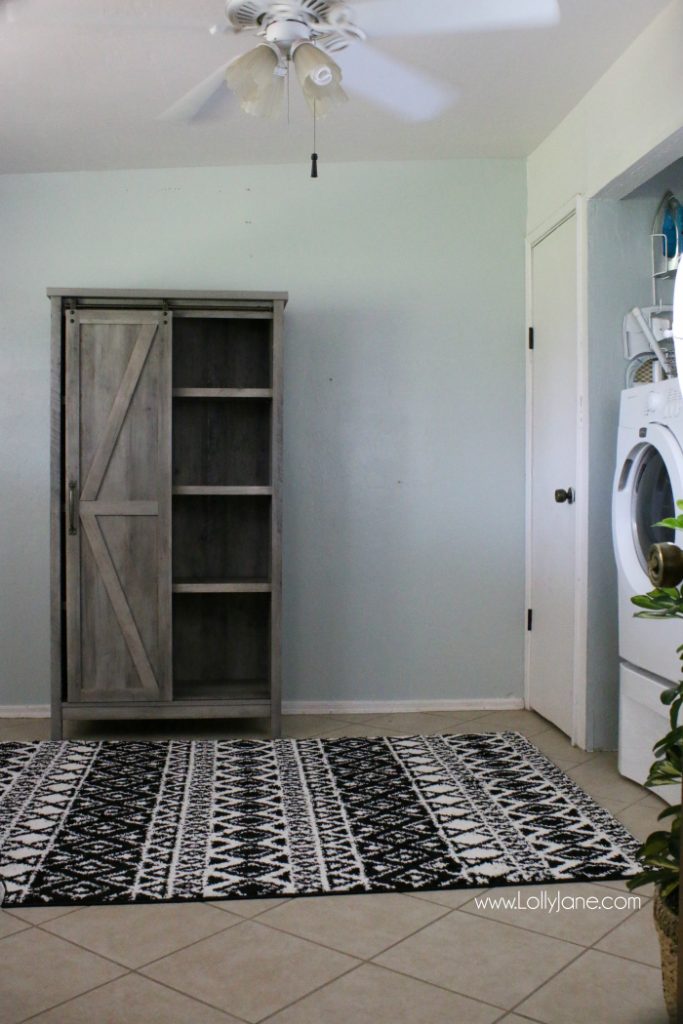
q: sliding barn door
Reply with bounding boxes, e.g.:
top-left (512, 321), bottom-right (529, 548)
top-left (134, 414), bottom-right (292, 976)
top-left (65, 310), bottom-right (171, 702)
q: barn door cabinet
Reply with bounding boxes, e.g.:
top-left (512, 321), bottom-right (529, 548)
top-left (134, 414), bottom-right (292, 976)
top-left (49, 288), bottom-right (286, 739)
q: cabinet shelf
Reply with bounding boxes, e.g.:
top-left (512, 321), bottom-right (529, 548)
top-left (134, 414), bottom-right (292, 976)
top-left (173, 579), bottom-right (271, 594)
top-left (173, 486), bottom-right (273, 496)
top-left (173, 679), bottom-right (270, 703)
top-left (173, 388), bottom-right (273, 399)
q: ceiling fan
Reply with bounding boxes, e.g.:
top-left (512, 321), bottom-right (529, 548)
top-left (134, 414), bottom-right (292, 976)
top-left (155, 0), bottom-right (562, 125)
top-left (3, 0), bottom-right (561, 124)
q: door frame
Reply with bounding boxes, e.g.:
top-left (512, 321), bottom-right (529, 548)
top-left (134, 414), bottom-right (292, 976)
top-left (524, 195), bottom-right (590, 748)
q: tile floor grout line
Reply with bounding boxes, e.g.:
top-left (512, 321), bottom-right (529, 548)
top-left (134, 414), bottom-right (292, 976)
top-left (454, 896), bottom-right (645, 951)
top-left (136, 955), bottom-right (364, 1024)
top-left (12, 968), bottom-right (135, 1024)
top-left (357, 957), bottom-right (509, 1014)
top-left (127, 967), bottom-right (253, 1023)
top-left (500, 899), bottom-right (660, 1018)
top-left (499, 944), bottom-right (591, 1018)
top-left (28, 911), bottom-right (243, 972)
top-left (248, 899), bottom-right (453, 960)
top-left (248, 961), bottom-right (368, 1023)
top-left (253, 957), bottom-right (509, 1024)
top-left (3, 906), bottom-right (80, 925)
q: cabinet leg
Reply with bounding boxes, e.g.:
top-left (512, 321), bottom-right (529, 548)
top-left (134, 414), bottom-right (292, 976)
top-left (270, 709), bottom-right (281, 740)
top-left (50, 710), bottom-right (63, 740)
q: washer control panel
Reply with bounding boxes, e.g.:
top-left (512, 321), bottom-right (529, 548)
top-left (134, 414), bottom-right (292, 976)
top-left (620, 379), bottom-right (682, 429)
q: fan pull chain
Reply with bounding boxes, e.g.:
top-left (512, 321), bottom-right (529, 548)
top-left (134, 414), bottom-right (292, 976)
top-left (311, 101), bottom-right (318, 178)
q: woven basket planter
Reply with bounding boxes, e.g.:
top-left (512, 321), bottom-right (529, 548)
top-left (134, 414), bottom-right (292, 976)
top-left (654, 890), bottom-right (678, 1022)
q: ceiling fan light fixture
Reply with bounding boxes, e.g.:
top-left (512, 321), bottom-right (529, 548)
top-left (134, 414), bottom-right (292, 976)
top-left (292, 41), bottom-right (347, 117)
top-left (225, 43), bottom-right (285, 118)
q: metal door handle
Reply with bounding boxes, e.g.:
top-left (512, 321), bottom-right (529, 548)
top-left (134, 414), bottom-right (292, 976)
top-left (554, 487), bottom-right (575, 504)
top-left (68, 481), bottom-right (77, 535)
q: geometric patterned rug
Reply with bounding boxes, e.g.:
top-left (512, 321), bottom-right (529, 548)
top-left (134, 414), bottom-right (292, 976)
top-left (0, 732), bottom-right (641, 907)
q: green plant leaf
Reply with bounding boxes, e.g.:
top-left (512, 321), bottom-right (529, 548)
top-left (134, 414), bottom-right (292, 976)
top-left (658, 804), bottom-right (682, 820)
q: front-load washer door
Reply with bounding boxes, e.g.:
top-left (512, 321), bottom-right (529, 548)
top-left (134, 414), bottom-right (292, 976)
top-left (614, 422), bottom-right (683, 680)
top-left (614, 424), bottom-right (683, 594)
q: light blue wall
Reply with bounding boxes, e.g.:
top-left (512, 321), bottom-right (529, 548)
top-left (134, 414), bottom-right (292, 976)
top-left (586, 196), bottom-right (660, 747)
top-left (0, 159), bottom-right (527, 706)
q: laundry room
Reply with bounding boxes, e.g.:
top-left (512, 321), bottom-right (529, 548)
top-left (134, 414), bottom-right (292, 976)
top-left (4, 3), bottom-right (683, 1024)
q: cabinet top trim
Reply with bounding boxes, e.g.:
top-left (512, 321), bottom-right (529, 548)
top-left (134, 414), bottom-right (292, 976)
top-left (47, 287), bottom-right (288, 306)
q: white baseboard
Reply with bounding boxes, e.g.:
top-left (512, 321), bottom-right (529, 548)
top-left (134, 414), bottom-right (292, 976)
top-left (281, 698), bottom-right (526, 715)
top-left (0, 705), bottom-right (50, 718)
top-left (0, 698), bottom-right (526, 719)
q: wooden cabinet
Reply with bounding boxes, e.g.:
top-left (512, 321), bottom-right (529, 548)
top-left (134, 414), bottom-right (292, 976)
top-left (50, 289), bottom-right (286, 739)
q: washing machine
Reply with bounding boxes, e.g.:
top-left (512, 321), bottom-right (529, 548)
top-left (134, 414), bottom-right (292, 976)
top-left (613, 377), bottom-right (683, 794)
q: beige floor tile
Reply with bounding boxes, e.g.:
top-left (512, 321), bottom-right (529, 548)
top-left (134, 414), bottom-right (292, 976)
top-left (408, 886), bottom-right (486, 909)
top-left (634, 790), bottom-right (670, 813)
top-left (0, 927), bottom-right (126, 1024)
top-left (331, 713), bottom-right (391, 726)
top-left (499, 1017), bottom-right (545, 1023)
top-left (323, 724), bottom-right (407, 738)
top-left (566, 754), bottom-right (647, 810)
top-left (516, 949), bottom-right (667, 1023)
top-left (141, 919), bottom-right (358, 1022)
top-left (467, 710), bottom-right (552, 738)
top-left (43, 902), bottom-right (238, 968)
top-left (341, 712), bottom-right (466, 736)
top-left (4, 905), bottom-right (80, 924)
top-left (530, 727), bottom-right (596, 768)
top-left (282, 716), bottom-right (357, 739)
top-left (26, 972), bottom-right (241, 1024)
top-left (600, 877), bottom-right (655, 898)
top-left (267, 963), bottom-right (501, 1023)
top-left (344, 710), bottom-right (491, 726)
top-left (596, 904), bottom-right (661, 967)
top-left (0, 910), bottom-right (29, 938)
top-left (461, 882), bottom-right (643, 945)
top-left (618, 797), bottom-right (670, 842)
top-left (374, 908), bottom-right (579, 1009)
top-left (257, 892), bottom-right (448, 958)
top-left (209, 896), bottom-right (290, 918)
top-left (0, 718), bottom-right (51, 741)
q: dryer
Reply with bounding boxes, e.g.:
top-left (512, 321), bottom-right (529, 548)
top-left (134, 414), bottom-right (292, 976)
top-left (613, 377), bottom-right (683, 794)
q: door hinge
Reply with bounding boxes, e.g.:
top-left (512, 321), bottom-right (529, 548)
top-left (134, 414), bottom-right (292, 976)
top-left (527, 609), bottom-right (533, 631)
top-left (528, 327), bottom-right (534, 350)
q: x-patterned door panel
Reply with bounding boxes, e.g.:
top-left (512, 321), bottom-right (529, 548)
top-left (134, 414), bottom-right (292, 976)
top-left (65, 311), bottom-right (171, 702)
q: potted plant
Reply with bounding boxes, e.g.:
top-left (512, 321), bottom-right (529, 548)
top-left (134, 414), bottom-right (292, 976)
top-left (626, 501), bottom-right (683, 1021)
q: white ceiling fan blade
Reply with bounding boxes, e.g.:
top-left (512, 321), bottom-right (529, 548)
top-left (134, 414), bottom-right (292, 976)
top-left (356, 0), bottom-right (560, 38)
top-left (158, 63), bottom-right (231, 123)
top-left (338, 45), bottom-right (455, 121)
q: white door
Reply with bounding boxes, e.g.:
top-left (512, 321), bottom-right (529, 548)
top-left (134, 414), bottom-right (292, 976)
top-left (527, 213), bottom-right (581, 739)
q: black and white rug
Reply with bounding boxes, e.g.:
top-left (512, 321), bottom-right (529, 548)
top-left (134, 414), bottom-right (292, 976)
top-left (0, 731), bottom-right (640, 907)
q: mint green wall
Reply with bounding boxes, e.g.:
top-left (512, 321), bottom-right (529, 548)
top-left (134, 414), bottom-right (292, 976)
top-left (0, 159), bottom-right (526, 706)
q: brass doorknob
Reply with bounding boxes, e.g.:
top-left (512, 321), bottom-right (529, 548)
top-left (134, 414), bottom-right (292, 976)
top-left (647, 543), bottom-right (683, 588)
top-left (555, 488), bottom-right (575, 504)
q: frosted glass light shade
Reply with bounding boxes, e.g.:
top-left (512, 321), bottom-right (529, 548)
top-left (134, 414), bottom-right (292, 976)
top-left (292, 42), bottom-right (347, 117)
top-left (225, 44), bottom-right (284, 119)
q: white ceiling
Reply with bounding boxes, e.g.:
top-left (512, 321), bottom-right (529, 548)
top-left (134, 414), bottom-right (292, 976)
top-left (0, 0), bottom-right (671, 173)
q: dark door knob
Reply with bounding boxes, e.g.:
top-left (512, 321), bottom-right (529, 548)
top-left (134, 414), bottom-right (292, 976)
top-left (555, 488), bottom-right (575, 504)
top-left (647, 543), bottom-right (683, 587)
